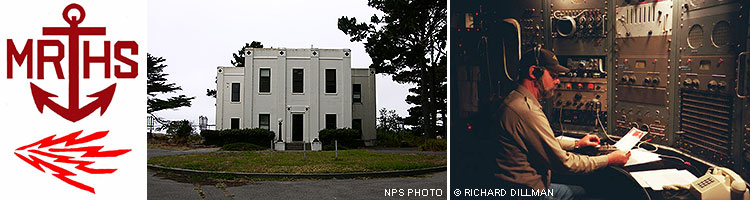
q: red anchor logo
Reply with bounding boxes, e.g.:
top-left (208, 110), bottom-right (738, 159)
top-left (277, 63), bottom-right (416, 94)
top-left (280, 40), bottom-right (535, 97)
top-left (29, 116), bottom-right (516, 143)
top-left (29, 4), bottom-right (116, 122)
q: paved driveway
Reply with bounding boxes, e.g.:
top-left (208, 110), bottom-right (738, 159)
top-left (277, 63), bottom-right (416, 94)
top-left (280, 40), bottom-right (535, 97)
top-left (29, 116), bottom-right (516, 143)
top-left (148, 148), bottom-right (447, 199)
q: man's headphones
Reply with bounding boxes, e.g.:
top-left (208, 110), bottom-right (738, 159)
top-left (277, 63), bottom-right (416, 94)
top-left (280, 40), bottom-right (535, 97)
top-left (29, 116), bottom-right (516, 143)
top-left (531, 45), bottom-right (544, 79)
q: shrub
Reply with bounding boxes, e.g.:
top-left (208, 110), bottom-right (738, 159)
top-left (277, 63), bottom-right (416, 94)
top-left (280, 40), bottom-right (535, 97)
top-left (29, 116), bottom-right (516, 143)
top-left (201, 128), bottom-right (275, 148)
top-left (149, 133), bottom-right (171, 144)
top-left (319, 128), bottom-right (362, 150)
top-left (376, 129), bottom-right (424, 147)
top-left (418, 139), bottom-right (447, 152)
top-left (220, 142), bottom-right (267, 151)
top-left (166, 120), bottom-right (193, 145)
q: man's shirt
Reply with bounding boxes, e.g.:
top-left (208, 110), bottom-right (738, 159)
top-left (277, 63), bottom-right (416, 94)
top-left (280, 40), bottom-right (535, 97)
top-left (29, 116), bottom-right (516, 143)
top-left (494, 86), bottom-right (609, 190)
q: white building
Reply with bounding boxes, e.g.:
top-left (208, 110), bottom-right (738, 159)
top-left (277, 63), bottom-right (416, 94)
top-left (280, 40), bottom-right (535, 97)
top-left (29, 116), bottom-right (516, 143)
top-left (215, 48), bottom-right (376, 150)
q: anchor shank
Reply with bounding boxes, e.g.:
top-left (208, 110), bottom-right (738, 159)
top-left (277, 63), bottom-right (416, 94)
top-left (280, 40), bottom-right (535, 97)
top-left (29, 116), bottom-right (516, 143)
top-left (42, 25), bottom-right (105, 111)
top-left (69, 26), bottom-right (79, 110)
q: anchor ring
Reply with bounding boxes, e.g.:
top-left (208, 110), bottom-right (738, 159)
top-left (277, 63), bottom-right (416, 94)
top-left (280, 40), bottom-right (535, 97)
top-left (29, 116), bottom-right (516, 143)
top-left (63, 3), bottom-right (85, 25)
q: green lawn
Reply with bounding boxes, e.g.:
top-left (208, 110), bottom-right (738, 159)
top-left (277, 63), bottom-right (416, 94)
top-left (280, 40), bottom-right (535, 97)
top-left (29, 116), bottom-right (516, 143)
top-left (148, 150), bottom-right (445, 173)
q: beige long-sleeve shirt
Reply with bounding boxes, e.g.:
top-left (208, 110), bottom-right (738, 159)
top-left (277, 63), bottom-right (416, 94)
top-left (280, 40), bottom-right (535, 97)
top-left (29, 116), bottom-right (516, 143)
top-left (494, 86), bottom-right (609, 190)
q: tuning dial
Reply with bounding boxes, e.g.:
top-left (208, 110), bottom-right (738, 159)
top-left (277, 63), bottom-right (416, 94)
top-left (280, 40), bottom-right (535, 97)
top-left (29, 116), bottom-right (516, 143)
top-left (717, 81), bottom-right (727, 90)
top-left (708, 80), bottom-right (718, 90)
top-left (574, 93), bottom-right (583, 101)
top-left (630, 122), bottom-right (639, 129)
top-left (640, 124), bottom-right (650, 132)
top-left (683, 79), bottom-right (692, 87)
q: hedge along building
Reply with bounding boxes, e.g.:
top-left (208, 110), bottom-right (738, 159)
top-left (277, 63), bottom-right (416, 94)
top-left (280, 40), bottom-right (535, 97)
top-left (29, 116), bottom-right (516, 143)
top-left (215, 48), bottom-right (376, 150)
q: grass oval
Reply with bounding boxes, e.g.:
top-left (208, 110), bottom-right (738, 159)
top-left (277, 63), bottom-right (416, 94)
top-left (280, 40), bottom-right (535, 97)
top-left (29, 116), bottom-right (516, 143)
top-left (148, 150), bottom-right (445, 174)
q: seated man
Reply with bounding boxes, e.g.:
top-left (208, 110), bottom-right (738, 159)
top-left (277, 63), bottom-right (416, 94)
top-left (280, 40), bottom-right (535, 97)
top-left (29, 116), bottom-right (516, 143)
top-left (493, 47), bottom-right (630, 200)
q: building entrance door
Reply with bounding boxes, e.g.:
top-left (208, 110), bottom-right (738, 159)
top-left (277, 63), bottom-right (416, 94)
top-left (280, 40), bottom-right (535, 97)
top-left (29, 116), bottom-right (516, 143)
top-left (292, 114), bottom-right (303, 141)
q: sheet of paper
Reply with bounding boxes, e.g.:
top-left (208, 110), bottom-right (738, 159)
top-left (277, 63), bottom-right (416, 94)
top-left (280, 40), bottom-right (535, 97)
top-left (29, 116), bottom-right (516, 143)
top-left (631, 169), bottom-right (678, 188)
top-left (624, 149), bottom-right (662, 166)
top-left (631, 173), bottom-right (650, 188)
top-left (675, 170), bottom-right (699, 183)
top-left (614, 127), bottom-right (648, 151)
top-left (630, 169), bottom-right (698, 190)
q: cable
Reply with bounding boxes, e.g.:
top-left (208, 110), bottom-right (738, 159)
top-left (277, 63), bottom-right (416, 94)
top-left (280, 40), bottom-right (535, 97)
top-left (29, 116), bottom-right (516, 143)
top-left (552, 9), bottom-right (589, 20)
top-left (480, 36), bottom-right (494, 93)
top-left (637, 140), bottom-right (658, 153)
top-left (660, 155), bottom-right (701, 174)
top-left (559, 108), bottom-right (565, 137)
top-left (594, 102), bottom-right (615, 144)
top-left (502, 18), bottom-right (520, 82)
top-left (502, 39), bottom-right (513, 82)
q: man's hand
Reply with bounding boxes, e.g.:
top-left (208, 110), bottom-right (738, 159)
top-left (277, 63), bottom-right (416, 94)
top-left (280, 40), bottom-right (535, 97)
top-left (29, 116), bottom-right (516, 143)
top-left (575, 135), bottom-right (600, 148)
top-left (607, 150), bottom-right (631, 166)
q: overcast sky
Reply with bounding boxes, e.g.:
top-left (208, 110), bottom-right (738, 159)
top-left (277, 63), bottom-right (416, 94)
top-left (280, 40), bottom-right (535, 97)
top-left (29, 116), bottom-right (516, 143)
top-left (148, 0), bottom-right (413, 126)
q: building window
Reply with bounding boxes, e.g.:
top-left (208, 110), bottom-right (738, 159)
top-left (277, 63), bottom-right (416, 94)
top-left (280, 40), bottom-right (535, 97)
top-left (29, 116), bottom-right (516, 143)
top-left (352, 119), bottom-right (362, 134)
top-left (260, 68), bottom-right (270, 93)
top-left (326, 114), bottom-right (336, 129)
top-left (352, 84), bottom-right (361, 102)
top-left (325, 69), bottom-right (336, 93)
top-left (231, 118), bottom-right (240, 129)
top-left (293, 69), bottom-right (303, 93)
top-left (259, 114), bottom-right (270, 130)
top-left (231, 83), bottom-right (240, 102)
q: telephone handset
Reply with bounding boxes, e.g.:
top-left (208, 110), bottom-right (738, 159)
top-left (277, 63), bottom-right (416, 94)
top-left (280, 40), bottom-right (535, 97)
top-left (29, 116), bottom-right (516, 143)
top-left (689, 167), bottom-right (750, 200)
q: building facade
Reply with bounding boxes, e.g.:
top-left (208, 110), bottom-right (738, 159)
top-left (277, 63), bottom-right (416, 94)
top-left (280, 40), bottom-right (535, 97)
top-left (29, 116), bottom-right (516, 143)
top-left (216, 48), bottom-right (376, 148)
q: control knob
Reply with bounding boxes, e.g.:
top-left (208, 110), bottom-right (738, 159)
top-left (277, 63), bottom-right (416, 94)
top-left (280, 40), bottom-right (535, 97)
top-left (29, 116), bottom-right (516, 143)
top-left (717, 81), bottom-right (727, 90)
top-left (683, 79), bottom-right (692, 87)
top-left (629, 75), bottom-right (637, 84)
top-left (640, 124), bottom-right (650, 133)
top-left (708, 80), bottom-right (718, 90)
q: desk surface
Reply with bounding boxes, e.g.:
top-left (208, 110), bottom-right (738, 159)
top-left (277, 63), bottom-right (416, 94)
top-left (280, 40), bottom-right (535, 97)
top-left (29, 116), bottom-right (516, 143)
top-left (562, 143), bottom-right (711, 200)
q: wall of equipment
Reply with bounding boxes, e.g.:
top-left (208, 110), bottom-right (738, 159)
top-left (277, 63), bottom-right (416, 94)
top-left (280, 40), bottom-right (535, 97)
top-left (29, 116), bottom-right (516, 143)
top-left (546, 0), bottom-right (611, 137)
top-left (452, 0), bottom-right (750, 181)
top-left (675, 0), bottom-right (747, 171)
top-left (612, 0), bottom-right (674, 146)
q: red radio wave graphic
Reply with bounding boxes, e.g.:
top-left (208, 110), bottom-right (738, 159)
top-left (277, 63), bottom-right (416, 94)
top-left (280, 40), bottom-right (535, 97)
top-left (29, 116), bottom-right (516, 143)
top-left (14, 130), bottom-right (131, 194)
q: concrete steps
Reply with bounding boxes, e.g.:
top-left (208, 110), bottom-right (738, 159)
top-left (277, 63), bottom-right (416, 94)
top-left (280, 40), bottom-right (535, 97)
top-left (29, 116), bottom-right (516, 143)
top-left (285, 142), bottom-right (311, 150)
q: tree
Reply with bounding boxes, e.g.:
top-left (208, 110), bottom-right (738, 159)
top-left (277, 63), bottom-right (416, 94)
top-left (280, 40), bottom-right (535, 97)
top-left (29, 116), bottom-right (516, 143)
top-left (377, 108), bottom-right (403, 132)
top-left (338, 0), bottom-right (446, 138)
top-left (147, 53), bottom-right (194, 113)
top-left (206, 41), bottom-right (264, 98)
top-left (165, 120), bottom-right (194, 145)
